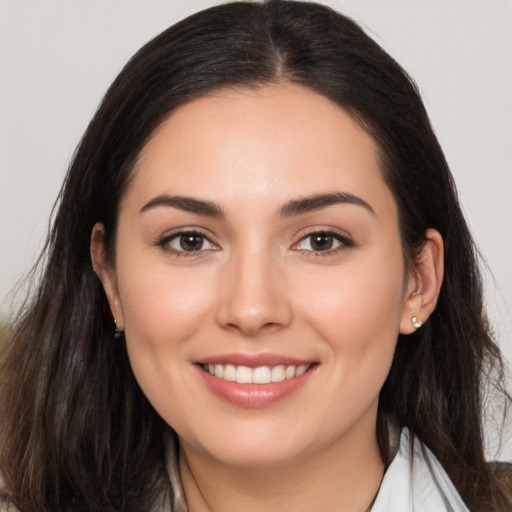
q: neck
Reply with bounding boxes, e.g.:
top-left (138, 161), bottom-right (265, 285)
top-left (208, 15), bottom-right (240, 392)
top-left (179, 414), bottom-right (385, 512)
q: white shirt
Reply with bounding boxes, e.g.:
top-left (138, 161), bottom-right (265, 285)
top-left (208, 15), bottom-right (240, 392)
top-left (372, 428), bottom-right (470, 511)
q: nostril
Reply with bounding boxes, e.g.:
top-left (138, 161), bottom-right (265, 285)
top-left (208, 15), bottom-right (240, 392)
top-left (223, 320), bottom-right (281, 336)
top-left (216, 284), bottom-right (293, 335)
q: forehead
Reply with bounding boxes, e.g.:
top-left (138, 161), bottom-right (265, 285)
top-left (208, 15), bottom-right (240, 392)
top-left (124, 84), bottom-right (395, 219)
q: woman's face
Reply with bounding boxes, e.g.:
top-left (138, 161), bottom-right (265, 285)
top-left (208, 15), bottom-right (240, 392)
top-left (98, 84), bottom-right (419, 467)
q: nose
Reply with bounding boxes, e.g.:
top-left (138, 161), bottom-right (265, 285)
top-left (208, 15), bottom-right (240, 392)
top-left (216, 250), bottom-right (293, 336)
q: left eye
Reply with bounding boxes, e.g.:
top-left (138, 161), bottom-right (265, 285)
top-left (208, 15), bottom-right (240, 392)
top-left (295, 232), bottom-right (344, 252)
top-left (167, 232), bottom-right (216, 252)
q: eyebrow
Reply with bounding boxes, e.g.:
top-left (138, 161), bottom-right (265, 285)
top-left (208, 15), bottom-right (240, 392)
top-left (139, 191), bottom-right (375, 218)
top-left (279, 192), bottom-right (375, 217)
top-left (140, 195), bottom-right (225, 218)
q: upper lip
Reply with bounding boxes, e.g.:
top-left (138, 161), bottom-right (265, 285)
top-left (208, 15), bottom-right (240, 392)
top-left (197, 352), bottom-right (316, 368)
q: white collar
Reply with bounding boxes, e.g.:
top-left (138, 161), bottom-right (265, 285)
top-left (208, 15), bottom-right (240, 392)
top-left (371, 428), bottom-right (470, 511)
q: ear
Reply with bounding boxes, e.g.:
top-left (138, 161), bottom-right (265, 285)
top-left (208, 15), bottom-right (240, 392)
top-left (90, 222), bottom-right (124, 330)
top-left (400, 228), bottom-right (444, 335)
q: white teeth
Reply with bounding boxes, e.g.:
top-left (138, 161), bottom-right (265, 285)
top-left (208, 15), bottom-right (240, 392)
top-left (253, 366), bottom-right (272, 384)
top-left (296, 364), bottom-right (308, 377)
top-left (214, 364), bottom-right (224, 378)
top-left (204, 363), bottom-right (312, 383)
top-left (223, 364), bottom-right (236, 382)
top-left (271, 365), bottom-right (286, 382)
top-left (235, 366), bottom-right (253, 384)
top-left (285, 365), bottom-right (295, 379)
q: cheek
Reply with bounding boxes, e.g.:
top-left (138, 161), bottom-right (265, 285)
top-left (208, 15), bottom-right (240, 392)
top-left (298, 262), bottom-right (404, 433)
top-left (114, 258), bottom-right (220, 428)
top-left (115, 252), bottom-right (217, 379)
top-left (119, 251), bottom-right (214, 329)
top-left (295, 252), bottom-right (405, 369)
top-left (303, 262), bottom-right (403, 326)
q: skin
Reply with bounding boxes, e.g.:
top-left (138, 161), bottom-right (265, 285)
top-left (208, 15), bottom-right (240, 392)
top-left (92, 84), bottom-right (443, 511)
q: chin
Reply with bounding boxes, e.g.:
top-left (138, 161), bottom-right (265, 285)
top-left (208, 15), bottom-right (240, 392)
top-left (181, 423), bottom-right (314, 468)
top-left (211, 443), bottom-right (307, 468)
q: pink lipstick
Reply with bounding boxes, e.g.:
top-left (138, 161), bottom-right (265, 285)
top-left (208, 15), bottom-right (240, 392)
top-left (195, 353), bottom-right (317, 408)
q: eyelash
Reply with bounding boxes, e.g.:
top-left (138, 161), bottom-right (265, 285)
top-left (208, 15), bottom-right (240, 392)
top-left (156, 230), bottom-right (218, 258)
top-left (292, 229), bottom-right (354, 257)
top-left (156, 228), bottom-right (354, 258)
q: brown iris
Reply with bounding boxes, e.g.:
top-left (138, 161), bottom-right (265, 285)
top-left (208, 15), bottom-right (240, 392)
top-left (180, 234), bottom-right (205, 251)
top-left (309, 233), bottom-right (335, 251)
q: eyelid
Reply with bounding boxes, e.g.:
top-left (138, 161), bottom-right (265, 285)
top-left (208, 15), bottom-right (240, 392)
top-left (154, 226), bottom-right (354, 258)
top-left (290, 227), bottom-right (354, 255)
top-left (155, 227), bottom-right (220, 257)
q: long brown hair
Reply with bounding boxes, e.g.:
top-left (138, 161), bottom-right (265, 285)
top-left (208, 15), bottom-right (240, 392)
top-left (1, 1), bottom-right (510, 510)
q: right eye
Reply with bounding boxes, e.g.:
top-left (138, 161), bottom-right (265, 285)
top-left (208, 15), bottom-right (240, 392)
top-left (161, 231), bottom-right (217, 255)
top-left (295, 232), bottom-right (343, 252)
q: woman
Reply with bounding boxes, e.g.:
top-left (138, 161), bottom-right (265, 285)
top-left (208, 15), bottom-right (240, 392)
top-left (0, 1), bottom-right (510, 510)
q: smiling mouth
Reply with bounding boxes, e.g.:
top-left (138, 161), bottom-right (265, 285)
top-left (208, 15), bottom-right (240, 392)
top-left (200, 363), bottom-right (313, 384)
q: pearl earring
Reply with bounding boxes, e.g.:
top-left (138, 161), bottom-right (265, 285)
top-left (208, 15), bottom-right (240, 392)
top-left (412, 316), bottom-right (423, 329)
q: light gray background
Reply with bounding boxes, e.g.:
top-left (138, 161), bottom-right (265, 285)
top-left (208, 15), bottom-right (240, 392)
top-left (1, 0), bottom-right (511, 458)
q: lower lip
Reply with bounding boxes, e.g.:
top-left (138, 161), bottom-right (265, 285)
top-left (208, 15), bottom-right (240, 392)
top-left (196, 365), bottom-right (316, 408)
